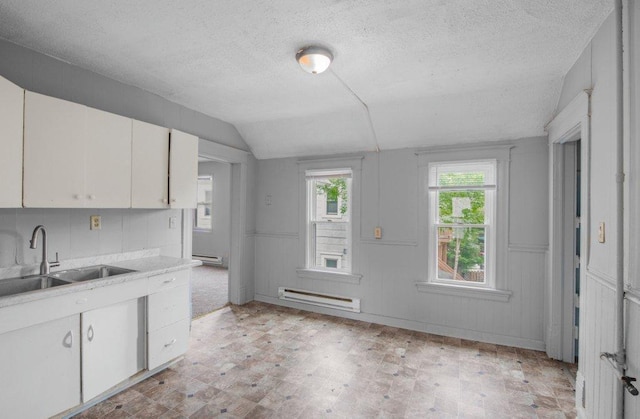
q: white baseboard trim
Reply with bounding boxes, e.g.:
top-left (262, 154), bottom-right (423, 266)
top-left (254, 293), bottom-right (546, 351)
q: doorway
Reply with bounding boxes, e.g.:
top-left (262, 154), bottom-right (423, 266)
top-left (561, 140), bottom-right (581, 365)
top-left (190, 156), bottom-right (231, 318)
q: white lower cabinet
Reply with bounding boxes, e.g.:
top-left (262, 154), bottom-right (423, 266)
top-left (82, 298), bottom-right (145, 401)
top-left (0, 315), bottom-right (81, 419)
top-left (147, 273), bottom-right (191, 370)
top-left (0, 267), bottom-right (192, 417)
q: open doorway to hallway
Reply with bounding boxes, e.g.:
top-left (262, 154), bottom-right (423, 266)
top-left (561, 139), bottom-right (581, 382)
top-left (191, 156), bottom-right (231, 318)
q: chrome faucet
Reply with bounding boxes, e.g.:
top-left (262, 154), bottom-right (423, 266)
top-left (29, 225), bottom-right (60, 275)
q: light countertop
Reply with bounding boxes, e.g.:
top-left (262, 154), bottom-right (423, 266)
top-left (0, 254), bottom-right (201, 309)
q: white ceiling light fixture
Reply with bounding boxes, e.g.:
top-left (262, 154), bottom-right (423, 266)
top-left (296, 46), bottom-right (333, 74)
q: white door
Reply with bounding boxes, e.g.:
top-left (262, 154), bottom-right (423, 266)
top-left (82, 298), bottom-right (145, 401)
top-left (85, 107), bottom-right (132, 208)
top-left (169, 129), bottom-right (199, 208)
top-left (0, 75), bottom-right (23, 207)
top-left (23, 91), bottom-right (86, 207)
top-left (0, 315), bottom-right (81, 419)
top-left (132, 120), bottom-right (170, 208)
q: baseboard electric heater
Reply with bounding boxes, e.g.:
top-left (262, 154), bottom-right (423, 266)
top-left (278, 287), bottom-right (361, 313)
top-left (193, 255), bottom-right (223, 266)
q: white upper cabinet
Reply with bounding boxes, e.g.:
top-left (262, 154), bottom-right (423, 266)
top-left (24, 91), bottom-right (86, 207)
top-left (23, 91), bottom-right (132, 208)
top-left (132, 124), bottom-right (199, 209)
top-left (169, 129), bottom-right (199, 208)
top-left (131, 120), bottom-right (170, 208)
top-left (22, 89), bottom-right (198, 209)
top-left (0, 76), bottom-right (24, 208)
top-left (85, 107), bottom-right (132, 208)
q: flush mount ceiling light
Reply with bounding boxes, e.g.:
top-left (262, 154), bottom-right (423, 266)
top-left (296, 46), bottom-right (333, 74)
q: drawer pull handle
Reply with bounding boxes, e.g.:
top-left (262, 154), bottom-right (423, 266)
top-left (87, 325), bottom-right (95, 342)
top-left (163, 278), bottom-right (176, 284)
top-left (165, 339), bottom-right (177, 347)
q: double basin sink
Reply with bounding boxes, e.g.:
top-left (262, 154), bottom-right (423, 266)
top-left (0, 265), bottom-right (135, 298)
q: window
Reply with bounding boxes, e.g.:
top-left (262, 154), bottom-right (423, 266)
top-left (194, 175), bottom-right (213, 230)
top-left (306, 169), bottom-right (352, 271)
top-left (326, 199), bottom-right (338, 215)
top-left (322, 256), bottom-right (340, 269)
top-left (428, 160), bottom-right (496, 287)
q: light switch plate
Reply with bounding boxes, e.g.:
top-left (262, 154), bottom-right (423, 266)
top-left (598, 222), bottom-right (605, 243)
top-left (374, 226), bottom-right (382, 239)
top-left (90, 215), bottom-right (101, 230)
top-left (169, 216), bottom-right (177, 229)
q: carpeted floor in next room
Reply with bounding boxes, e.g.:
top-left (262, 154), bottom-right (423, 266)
top-left (75, 301), bottom-right (577, 418)
top-left (191, 265), bottom-right (229, 318)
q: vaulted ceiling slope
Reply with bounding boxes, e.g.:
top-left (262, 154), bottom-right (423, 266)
top-left (0, 0), bottom-right (612, 159)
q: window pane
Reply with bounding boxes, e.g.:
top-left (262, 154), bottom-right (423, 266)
top-left (314, 178), bottom-right (349, 221)
top-left (325, 258), bottom-right (338, 268)
top-left (195, 175), bottom-right (213, 230)
top-left (438, 190), bottom-right (485, 224)
top-left (313, 222), bottom-right (349, 270)
top-left (326, 200), bottom-right (338, 215)
top-left (437, 227), bottom-right (485, 283)
top-left (438, 170), bottom-right (485, 187)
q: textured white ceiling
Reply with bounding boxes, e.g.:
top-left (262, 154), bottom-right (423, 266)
top-left (0, 0), bottom-right (612, 158)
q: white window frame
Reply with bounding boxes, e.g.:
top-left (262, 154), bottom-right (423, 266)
top-left (306, 168), bottom-right (353, 273)
top-left (416, 145), bottom-right (513, 302)
top-left (296, 157), bottom-right (363, 285)
top-left (428, 160), bottom-right (496, 289)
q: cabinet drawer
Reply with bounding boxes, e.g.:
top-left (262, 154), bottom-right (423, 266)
top-left (148, 285), bottom-right (189, 332)
top-left (148, 318), bottom-right (190, 370)
top-left (148, 269), bottom-right (189, 294)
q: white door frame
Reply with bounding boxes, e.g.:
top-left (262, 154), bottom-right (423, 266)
top-left (185, 139), bottom-right (252, 305)
top-left (546, 90), bottom-right (591, 362)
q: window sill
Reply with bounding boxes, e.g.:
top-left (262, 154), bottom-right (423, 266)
top-left (296, 269), bottom-right (362, 284)
top-left (415, 281), bottom-right (512, 302)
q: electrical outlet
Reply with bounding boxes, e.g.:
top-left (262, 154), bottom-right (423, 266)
top-left (374, 226), bottom-right (382, 239)
top-left (169, 216), bottom-right (177, 229)
top-left (265, 195), bottom-right (272, 206)
top-left (598, 222), bottom-right (605, 243)
top-left (90, 215), bottom-right (101, 230)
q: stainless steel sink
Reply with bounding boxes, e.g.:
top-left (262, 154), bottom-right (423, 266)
top-left (49, 265), bottom-right (135, 282)
top-left (0, 275), bottom-right (72, 298)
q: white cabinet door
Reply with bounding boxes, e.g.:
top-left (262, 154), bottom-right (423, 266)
top-left (23, 91), bottom-right (86, 207)
top-left (0, 75), bottom-right (23, 207)
top-left (169, 129), bottom-right (199, 208)
top-left (82, 298), bottom-right (145, 402)
top-left (0, 315), bottom-right (80, 419)
top-left (132, 120), bottom-right (170, 208)
top-left (85, 107), bottom-right (132, 208)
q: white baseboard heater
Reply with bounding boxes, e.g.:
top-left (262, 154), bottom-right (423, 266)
top-left (278, 287), bottom-right (360, 313)
top-left (192, 255), bottom-right (223, 266)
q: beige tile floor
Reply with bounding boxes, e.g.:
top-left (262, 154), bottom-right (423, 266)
top-left (75, 302), bottom-right (577, 418)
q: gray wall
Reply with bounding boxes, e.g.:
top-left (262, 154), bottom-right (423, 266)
top-left (253, 139), bottom-right (549, 349)
top-left (557, 10), bottom-right (640, 417)
top-left (192, 160), bottom-right (231, 264)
